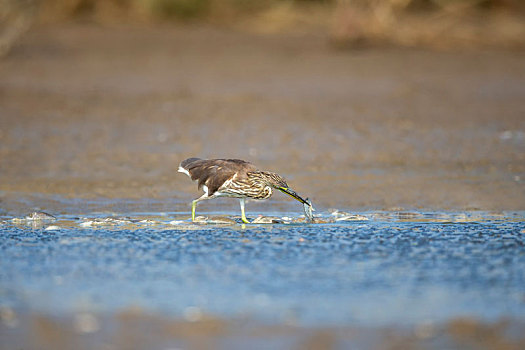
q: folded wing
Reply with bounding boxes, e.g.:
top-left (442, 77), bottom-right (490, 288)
top-left (178, 158), bottom-right (257, 195)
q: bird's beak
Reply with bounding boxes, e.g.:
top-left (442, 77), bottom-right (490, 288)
top-left (278, 187), bottom-right (309, 205)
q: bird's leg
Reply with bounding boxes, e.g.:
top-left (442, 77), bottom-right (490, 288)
top-left (191, 200), bottom-right (198, 221)
top-left (191, 193), bottom-right (209, 221)
top-left (239, 198), bottom-right (250, 224)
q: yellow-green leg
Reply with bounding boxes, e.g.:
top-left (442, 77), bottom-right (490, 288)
top-left (191, 200), bottom-right (197, 221)
top-left (191, 191), bottom-right (210, 221)
top-left (240, 198), bottom-right (250, 224)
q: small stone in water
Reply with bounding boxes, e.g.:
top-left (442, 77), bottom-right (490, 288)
top-left (331, 210), bottom-right (368, 221)
top-left (79, 221), bottom-right (93, 228)
top-left (208, 216), bottom-right (236, 225)
top-left (25, 211), bottom-right (56, 221)
top-left (169, 220), bottom-right (185, 225)
top-left (334, 214), bottom-right (368, 222)
top-left (252, 216), bottom-right (283, 224)
top-left (78, 217), bottom-right (132, 227)
top-left (139, 219), bottom-right (159, 225)
top-left (193, 216), bottom-right (236, 225)
top-left (193, 216), bottom-right (208, 223)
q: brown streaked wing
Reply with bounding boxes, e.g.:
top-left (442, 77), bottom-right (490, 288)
top-left (182, 158), bottom-right (257, 195)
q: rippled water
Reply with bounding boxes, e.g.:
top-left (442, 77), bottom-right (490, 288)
top-left (1, 211), bottom-right (524, 327)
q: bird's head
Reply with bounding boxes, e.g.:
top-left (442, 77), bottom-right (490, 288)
top-left (260, 172), bottom-right (309, 205)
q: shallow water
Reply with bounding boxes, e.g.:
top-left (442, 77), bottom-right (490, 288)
top-left (1, 211), bottom-right (524, 327)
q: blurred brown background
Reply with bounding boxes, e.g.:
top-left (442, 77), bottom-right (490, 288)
top-left (4, 0), bottom-right (525, 50)
top-left (0, 0), bottom-right (524, 214)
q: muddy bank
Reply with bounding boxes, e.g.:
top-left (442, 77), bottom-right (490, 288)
top-left (0, 24), bottom-right (524, 215)
top-left (1, 310), bottom-right (524, 350)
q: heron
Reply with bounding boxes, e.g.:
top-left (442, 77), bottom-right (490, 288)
top-left (178, 157), bottom-right (309, 223)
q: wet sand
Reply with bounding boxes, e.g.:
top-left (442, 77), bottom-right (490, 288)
top-left (0, 23), bottom-right (524, 215)
top-left (1, 310), bottom-right (524, 350)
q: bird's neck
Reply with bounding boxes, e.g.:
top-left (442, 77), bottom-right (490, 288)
top-left (247, 172), bottom-right (274, 199)
top-left (248, 172), bottom-right (271, 186)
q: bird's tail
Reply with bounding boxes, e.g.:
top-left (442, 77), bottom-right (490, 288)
top-left (180, 157), bottom-right (202, 169)
top-left (178, 157), bottom-right (202, 177)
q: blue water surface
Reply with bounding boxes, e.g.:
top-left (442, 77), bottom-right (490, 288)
top-left (1, 211), bottom-right (524, 327)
